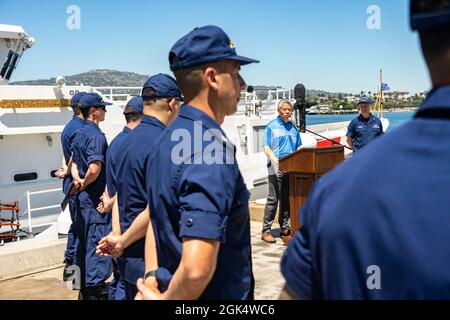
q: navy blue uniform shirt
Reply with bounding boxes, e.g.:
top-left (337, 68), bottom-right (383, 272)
top-left (106, 127), bottom-right (131, 198)
top-left (346, 114), bottom-right (383, 152)
top-left (281, 85), bottom-right (450, 299)
top-left (114, 115), bottom-right (166, 284)
top-left (61, 115), bottom-right (84, 194)
top-left (147, 105), bottom-right (254, 300)
top-left (72, 120), bottom-right (108, 221)
top-left (116, 116), bottom-right (166, 233)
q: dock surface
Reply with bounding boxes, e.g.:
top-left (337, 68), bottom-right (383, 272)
top-left (0, 219), bottom-right (286, 300)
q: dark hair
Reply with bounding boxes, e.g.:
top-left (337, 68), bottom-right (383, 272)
top-left (413, 0), bottom-right (450, 58)
top-left (72, 106), bottom-right (81, 116)
top-left (142, 87), bottom-right (157, 102)
top-left (123, 105), bottom-right (142, 123)
top-left (80, 107), bottom-right (90, 119)
top-left (80, 106), bottom-right (105, 119)
top-left (411, 0), bottom-right (450, 14)
top-left (419, 26), bottom-right (450, 58)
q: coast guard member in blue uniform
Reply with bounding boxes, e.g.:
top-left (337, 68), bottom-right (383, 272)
top-left (135, 25), bottom-right (259, 300)
top-left (280, 0), bottom-right (450, 300)
top-left (98, 96), bottom-right (143, 300)
top-left (97, 74), bottom-right (182, 300)
top-left (72, 92), bottom-right (112, 300)
top-left (346, 96), bottom-right (383, 152)
top-left (58, 91), bottom-right (85, 282)
top-left (102, 96), bottom-right (143, 212)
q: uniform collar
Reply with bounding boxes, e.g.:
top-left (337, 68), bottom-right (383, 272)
top-left (420, 85), bottom-right (450, 111)
top-left (141, 114), bottom-right (166, 130)
top-left (73, 115), bottom-right (84, 123)
top-left (123, 126), bottom-right (131, 133)
top-left (83, 119), bottom-right (100, 130)
top-left (358, 114), bottom-right (374, 123)
top-left (179, 104), bottom-right (222, 131)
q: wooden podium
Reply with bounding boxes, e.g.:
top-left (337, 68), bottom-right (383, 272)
top-left (279, 146), bottom-right (345, 235)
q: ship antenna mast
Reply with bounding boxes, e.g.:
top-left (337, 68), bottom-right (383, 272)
top-left (375, 68), bottom-right (384, 118)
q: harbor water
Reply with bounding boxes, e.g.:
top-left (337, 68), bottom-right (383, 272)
top-left (307, 111), bottom-right (415, 131)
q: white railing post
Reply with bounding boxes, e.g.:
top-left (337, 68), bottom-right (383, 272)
top-left (26, 190), bottom-right (32, 234)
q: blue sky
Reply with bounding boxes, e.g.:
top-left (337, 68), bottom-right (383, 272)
top-left (0, 0), bottom-right (430, 93)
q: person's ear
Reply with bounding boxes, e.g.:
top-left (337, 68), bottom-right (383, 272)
top-left (168, 98), bottom-right (181, 113)
top-left (204, 67), bottom-right (219, 91)
top-left (167, 99), bottom-right (175, 112)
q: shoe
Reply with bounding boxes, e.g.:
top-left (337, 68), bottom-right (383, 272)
top-left (261, 231), bottom-right (276, 243)
top-left (63, 259), bottom-right (72, 282)
top-left (280, 229), bottom-right (291, 237)
top-left (78, 289), bottom-right (85, 300)
top-left (281, 235), bottom-right (293, 246)
top-left (280, 229), bottom-right (292, 246)
top-left (82, 285), bottom-right (108, 300)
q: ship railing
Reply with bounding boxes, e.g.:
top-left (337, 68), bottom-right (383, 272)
top-left (20, 188), bottom-right (62, 235)
top-left (267, 88), bottom-right (292, 101)
top-left (94, 86), bottom-right (142, 102)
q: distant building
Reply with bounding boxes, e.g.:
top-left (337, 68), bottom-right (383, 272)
top-left (345, 95), bottom-right (357, 102)
top-left (384, 91), bottom-right (411, 102)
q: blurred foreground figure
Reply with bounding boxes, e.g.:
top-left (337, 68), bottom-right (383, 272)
top-left (280, 0), bottom-right (450, 300)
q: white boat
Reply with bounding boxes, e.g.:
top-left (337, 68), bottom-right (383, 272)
top-left (0, 24), bottom-right (384, 242)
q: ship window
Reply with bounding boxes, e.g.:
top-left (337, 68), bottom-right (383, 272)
top-left (14, 172), bottom-right (38, 182)
top-left (0, 50), bottom-right (13, 78)
top-left (50, 170), bottom-right (58, 178)
top-left (253, 125), bottom-right (266, 153)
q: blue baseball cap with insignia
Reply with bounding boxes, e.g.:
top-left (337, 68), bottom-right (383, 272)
top-left (169, 25), bottom-right (259, 71)
top-left (358, 96), bottom-right (373, 105)
top-left (141, 73), bottom-right (183, 100)
top-left (124, 96), bottom-right (144, 114)
top-left (70, 92), bottom-right (86, 108)
top-left (410, 0), bottom-right (450, 31)
top-left (79, 92), bottom-right (113, 109)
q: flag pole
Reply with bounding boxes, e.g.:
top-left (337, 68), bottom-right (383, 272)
top-left (375, 70), bottom-right (381, 117)
top-left (377, 84), bottom-right (380, 116)
top-left (380, 69), bottom-right (384, 118)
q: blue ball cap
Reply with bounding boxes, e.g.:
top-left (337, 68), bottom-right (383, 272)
top-left (169, 25), bottom-right (259, 71)
top-left (141, 73), bottom-right (182, 100)
top-left (70, 92), bottom-right (86, 108)
top-left (358, 96), bottom-right (373, 105)
top-left (79, 92), bottom-right (113, 109)
top-left (124, 96), bottom-right (143, 114)
top-left (410, 0), bottom-right (450, 31)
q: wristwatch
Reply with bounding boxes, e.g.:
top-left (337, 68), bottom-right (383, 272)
top-left (143, 270), bottom-right (157, 280)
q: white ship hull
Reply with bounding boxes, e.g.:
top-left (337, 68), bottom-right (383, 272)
top-left (0, 86), bottom-right (356, 238)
